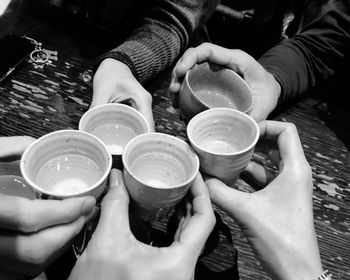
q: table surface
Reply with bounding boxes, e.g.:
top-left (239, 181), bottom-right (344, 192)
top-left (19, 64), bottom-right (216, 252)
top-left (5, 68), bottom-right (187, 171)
top-left (0, 1), bottom-right (349, 280)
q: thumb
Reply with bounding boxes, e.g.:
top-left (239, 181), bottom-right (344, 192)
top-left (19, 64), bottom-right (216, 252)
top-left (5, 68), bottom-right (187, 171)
top-left (0, 136), bottom-right (36, 158)
top-left (133, 100), bottom-right (155, 132)
top-left (205, 178), bottom-right (250, 219)
top-left (97, 169), bottom-right (130, 234)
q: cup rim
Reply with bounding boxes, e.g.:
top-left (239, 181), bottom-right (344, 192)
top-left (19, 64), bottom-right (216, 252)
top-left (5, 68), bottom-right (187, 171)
top-left (122, 132), bottom-right (200, 189)
top-left (78, 103), bottom-right (151, 133)
top-left (185, 63), bottom-right (255, 114)
top-left (187, 108), bottom-right (260, 156)
top-left (20, 129), bottom-right (113, 198)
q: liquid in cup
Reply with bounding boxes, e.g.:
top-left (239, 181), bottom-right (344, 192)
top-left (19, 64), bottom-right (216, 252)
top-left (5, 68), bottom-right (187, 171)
top-left (179, 62), bottom-right (254, 122)
top-left (122, 132), bottom-right (199, 221)
top-left (187, 108), bottom-right (259, 187)
top-left (79, 103), bottom-right (150, 169)
top-left (35, 154), bottom-right (104, 196)
top-left (20, 130), bottom-right (112, 199)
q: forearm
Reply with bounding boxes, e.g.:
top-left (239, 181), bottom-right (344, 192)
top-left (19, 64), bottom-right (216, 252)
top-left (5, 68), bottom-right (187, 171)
top-left (259, 0), bottom-right (350, 104)
top-left (94, 0), bottom-right (219, 84)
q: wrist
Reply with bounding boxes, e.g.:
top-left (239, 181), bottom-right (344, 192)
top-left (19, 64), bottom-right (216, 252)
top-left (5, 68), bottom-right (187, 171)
top-left (98, 58), bottom-right (132, 76)
top-left (268, 71), bottom-right (282, 105)
top-left (269, 258), bottom-right (323, 280)
top-left (316, 270), bottom-right (333, 280)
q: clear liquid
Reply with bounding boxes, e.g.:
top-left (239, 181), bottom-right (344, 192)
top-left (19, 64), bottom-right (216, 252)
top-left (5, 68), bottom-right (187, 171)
top-left (199, 139), bottom-right (238, 153)
top-left (91, 123), bottom-right (136, 155)
top-left (195, 90), bottom-right (236, 108)
top-left (36, 154), bottom-right (103, 195)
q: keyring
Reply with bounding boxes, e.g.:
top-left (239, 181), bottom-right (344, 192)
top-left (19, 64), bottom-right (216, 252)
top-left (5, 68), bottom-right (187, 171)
top-left (30, 49), bottom-right (49, 65)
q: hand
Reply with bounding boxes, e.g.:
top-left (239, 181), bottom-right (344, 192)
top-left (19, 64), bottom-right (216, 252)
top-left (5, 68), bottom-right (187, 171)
top-left (0, 136), bottom-right (35, 159)
top-left (205, 121), bottom-right (323, 280)
top-left (92, 58), bottom-right (155, 131)
top-left (0, 136), bottom-right (97, 278)
top-left (169, 43), bottom-right (281, 122)
top-left (69, 169), bottom-right (216, 280)
top-left (0, 136), bottom-right (36, 176)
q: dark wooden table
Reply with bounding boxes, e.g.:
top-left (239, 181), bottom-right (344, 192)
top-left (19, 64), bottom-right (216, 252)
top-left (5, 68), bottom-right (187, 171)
top-left (1, 1), bottom-right (349, 280)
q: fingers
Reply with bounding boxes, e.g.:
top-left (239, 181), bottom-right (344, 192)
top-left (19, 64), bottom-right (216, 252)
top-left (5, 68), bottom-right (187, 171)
top-left (258, 121), bottom-right (307, 168)
top-left (241, 161), bottom-right (276, 188)
top-left (169, 43), bottom-right (232, 107)
top-left (133, 95), bottom-right (155, 132)
top-left (0, 136), bottom-right (36, 159)
top-left (0, 194), bottom-right (96, 232)
top-left (169, 43), bottom-right (254, 108)
top-left (206, 177), bottom-right (249, 219)
top-left (176, 174), bottom-right (215, 253)
top-left (0, 216), bottom-right (87, 277)
top-left (97, 169), bottom-right (131, 235)
top-left (254, 139), bottom-right (281, 166)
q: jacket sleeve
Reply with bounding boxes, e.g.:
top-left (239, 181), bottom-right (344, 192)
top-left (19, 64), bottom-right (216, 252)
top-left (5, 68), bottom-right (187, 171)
top-left (93, 0), bottom-right (219, 84)
top-left (258, 0), bottom-right (350, 104)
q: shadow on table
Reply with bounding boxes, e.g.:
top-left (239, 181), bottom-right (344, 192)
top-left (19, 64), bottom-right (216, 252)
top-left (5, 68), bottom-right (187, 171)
top-left (314, 100), bottom-right (350, 150)
top-left (46, 211), bottom-right (239, 280)
top-left (165, 211), bottom-right (239, 280)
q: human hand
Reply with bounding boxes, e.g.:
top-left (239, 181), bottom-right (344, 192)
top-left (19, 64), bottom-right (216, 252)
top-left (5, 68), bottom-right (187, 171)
top-left (205, 121), bottom-right (323, 280)
top-left (0, 136), bottom-right (97, 279)
top-left (169, 43), bottom-right (281, 122)
top-left (0, 136), bottom-right (36, 176)
top-left (0, 136), bottom-right (35, 159)
top-left (69, 169), bottom-right (216, 280)
top-left (0, 195), bottom-right (96, 278)
top-left (92, 58), bottom-right (155, 131)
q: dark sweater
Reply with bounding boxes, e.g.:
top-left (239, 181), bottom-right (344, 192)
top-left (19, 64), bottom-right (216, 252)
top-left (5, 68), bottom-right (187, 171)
top-left (258, 0), bottom-right (350, 104)
top-left (93, 0), bottom-right (219, 83)
top-left (94, 0), bottom-right (350, 105)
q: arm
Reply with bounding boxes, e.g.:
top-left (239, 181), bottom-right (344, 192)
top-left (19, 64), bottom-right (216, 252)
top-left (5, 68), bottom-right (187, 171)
top-left (94, 0), bottom-right (219, 83)
top-left (0, 136), bottom-right (96, 278)
top-left (258, 0), bottom-right (350, 104)
top-left (69, 170), bottom-right (215, 280)
top-left (91, 0), bottom-right (219, 130)
top-left (206, 121), bottom-right (324, 280)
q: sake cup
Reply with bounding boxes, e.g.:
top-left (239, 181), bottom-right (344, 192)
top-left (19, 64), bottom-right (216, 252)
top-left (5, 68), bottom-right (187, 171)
top-left (187, 108), bottom-right (259, 187)
top-left (79, 103), bottom-right (151, 169)
top-left (122, 132), bottom-right (199, 221)
top-left (20, 130), bottom-right (112, 200)
top-left (179, 62), bottom-right (254, 122)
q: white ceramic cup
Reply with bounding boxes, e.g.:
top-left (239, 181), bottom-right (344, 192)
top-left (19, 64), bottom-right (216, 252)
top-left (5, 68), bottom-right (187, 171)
top-left (20, 130), bottom-right (112, 200)
top-left (122, 132), bottom-right (199, 221)
top-left (187, 108), bottom-right (259, 187)
top-left (79, 103), bottom-right (151, 169)
top-left (179, 62), bottom-right (254, 122)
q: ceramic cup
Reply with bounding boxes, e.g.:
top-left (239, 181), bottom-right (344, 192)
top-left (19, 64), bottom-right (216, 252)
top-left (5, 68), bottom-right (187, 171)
top-left (20, 130), bottom-right (112, 200)
top-left (79, 103), bottom-right (151, 169)
top-left (187, 108), bottom-right (259, 187)
top-left (179, 62), bottom-right (254, 123)
top-left (122, 132), bottom-right (199, 221)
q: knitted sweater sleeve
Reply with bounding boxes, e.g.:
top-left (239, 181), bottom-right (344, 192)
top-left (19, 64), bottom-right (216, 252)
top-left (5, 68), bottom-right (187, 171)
top-left (93, 0), bottom-right (219, 84)
top-left (258, 0), bottom-right (350, 104)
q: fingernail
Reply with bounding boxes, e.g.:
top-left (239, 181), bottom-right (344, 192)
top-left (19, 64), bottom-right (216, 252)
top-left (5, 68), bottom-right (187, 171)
top-left (113, 169), bottom-right (123, 188)
top-left (82, 196), bottom-right (96, 214)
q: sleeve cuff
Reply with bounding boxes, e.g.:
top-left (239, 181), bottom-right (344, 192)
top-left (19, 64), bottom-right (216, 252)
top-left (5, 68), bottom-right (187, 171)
top-left (92, 51), bottom-right (138, 79)
top-left (262, 65), bottom-right (290, 105)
